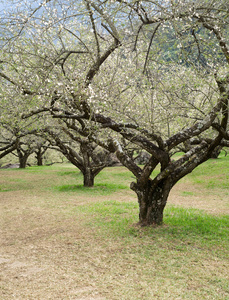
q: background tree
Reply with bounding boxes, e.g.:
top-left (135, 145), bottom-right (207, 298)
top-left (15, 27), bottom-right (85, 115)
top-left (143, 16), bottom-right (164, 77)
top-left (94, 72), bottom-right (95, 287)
top-left (0, 124), bottom-right (47, 168)
top-left (34, 140), bottom-right (50, 166)
top-left (40, 126), bottom-right (119, 186)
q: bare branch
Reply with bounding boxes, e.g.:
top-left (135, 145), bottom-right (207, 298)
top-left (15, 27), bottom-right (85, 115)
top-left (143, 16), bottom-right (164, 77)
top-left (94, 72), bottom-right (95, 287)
top-left (0, 71), bottom-right (35, 95)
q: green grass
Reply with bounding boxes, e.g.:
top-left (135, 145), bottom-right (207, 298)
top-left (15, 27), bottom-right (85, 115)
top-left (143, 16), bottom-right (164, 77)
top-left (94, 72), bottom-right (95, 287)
top-left (57, 182), bottom-right (128, 195)
top-left (79, 200), bottom-right (229, 254)
top-left (0, 158), bottom-right (229, 299)
top-left (181, 191), bottom-right (194, 196)
top-left (183, 154), bottom-right (229, 189)
top-left (0, 177), bottom-right (31, 192)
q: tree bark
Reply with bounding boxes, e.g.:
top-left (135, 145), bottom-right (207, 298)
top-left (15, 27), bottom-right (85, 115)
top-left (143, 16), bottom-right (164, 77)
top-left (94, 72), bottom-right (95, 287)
top-left (36, 149), bottom-right (43, 166)
top-left (210, 146), bottom-right (222, 159)
top-left (131, 179), bottom-right (172, 226)
top-left (83, 168), bottom-right (95, 187)
top-left (37, 155), bottom-right (43, 166)
top-left (18, 154), bottom-right (29, 168)
top-left (17, 149), bottom-right (30, 168)
top-left (81, 142), bottom-right (95, 187)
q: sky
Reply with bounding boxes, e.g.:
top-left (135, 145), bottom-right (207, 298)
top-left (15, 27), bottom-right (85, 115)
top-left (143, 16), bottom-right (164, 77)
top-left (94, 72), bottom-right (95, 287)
top-left (0, 0), bottom-right (11, 12)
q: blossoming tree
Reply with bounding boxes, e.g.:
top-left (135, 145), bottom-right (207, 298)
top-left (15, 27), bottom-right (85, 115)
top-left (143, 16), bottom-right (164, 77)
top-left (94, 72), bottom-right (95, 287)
top-left (1, 0), bottom-right (229, 224)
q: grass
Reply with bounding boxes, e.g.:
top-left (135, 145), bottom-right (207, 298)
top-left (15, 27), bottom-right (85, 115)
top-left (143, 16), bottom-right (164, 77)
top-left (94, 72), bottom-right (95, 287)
top-left (184, 153), bottom-right (229, 189)
top-left (181, 191), bottom-right (195, 196)
top-left (0, 158), bottom-right (229, 299)
top-left (79, 200), bottom-right (229, 256)
top-left (57, 182), bottom-right (128, 195)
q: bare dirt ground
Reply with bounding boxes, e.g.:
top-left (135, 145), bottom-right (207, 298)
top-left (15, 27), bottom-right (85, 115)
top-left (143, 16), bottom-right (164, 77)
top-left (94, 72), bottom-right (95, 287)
top-left (0, 171), bottom-right (228, 299)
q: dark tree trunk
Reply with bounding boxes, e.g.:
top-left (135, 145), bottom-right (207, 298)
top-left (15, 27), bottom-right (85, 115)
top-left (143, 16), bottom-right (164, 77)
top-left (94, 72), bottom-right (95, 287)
top-left (17, 149), bottom-right (30, 169)
top-left (19, 155), bottom-right (29, 168)
top-left (36, 149), bottom-right (43, 166)
top-left (37, 156), bottom-right (43, 166)
top-left (210, 146), bottom-right (222, 158)
top-left (131, 179), bottom-right (172, 226)
top-left (81, 142), bottom-right (96, 187)
top-left (83, 168), bottom-right (95, 187)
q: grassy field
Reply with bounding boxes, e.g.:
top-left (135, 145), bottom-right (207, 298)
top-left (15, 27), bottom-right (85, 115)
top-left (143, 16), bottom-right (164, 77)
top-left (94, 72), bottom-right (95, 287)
top-left (0, 155), bottom-right (229, 299)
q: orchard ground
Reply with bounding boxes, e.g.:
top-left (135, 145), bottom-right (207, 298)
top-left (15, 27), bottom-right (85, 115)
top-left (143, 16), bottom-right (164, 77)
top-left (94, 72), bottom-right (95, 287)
top-left (0, 155), bottom-right (229, 299)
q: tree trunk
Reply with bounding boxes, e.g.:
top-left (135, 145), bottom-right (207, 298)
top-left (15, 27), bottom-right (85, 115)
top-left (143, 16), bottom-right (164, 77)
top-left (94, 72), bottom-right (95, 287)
top-left (81, 142), bottom-right (95, 187)
top-left (210, 146), bottom-right (222, 159)
top-left (36, 150), bottom-right (43, 166)
top-left (83, 168), bottom-right (95, 187)
top-left (131, 179), bottom-right (172, 226)
top-left (17, 150), bottom-right (30, 169)
top-left (19, 155), bottom-right (28, 168)
top-left (37, 156), bottom-right (43, 166)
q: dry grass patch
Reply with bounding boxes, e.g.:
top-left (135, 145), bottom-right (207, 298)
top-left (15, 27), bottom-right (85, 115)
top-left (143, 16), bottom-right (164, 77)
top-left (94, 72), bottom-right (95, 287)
top-left (0, 162), bottom-right (229, 299)
top-left (169, 180), bottom-right (229, 215)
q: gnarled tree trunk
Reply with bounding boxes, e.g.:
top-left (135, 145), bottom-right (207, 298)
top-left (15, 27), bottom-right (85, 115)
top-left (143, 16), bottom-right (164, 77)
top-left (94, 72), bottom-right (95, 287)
top-left (131, 178), bottom-right (172, 226)
top-left (81, 142), bottom-right (95, 187)
top-left (83, 168), bottom-right (95, 187)
top-left (17, 149), bottom-right (31, 169)
top-left (36, 148), bottom-right (43, 166)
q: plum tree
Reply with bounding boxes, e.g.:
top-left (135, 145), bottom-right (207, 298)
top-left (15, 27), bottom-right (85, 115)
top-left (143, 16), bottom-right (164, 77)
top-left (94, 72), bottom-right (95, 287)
top-left (0, 0), bottom-right (229, 224)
